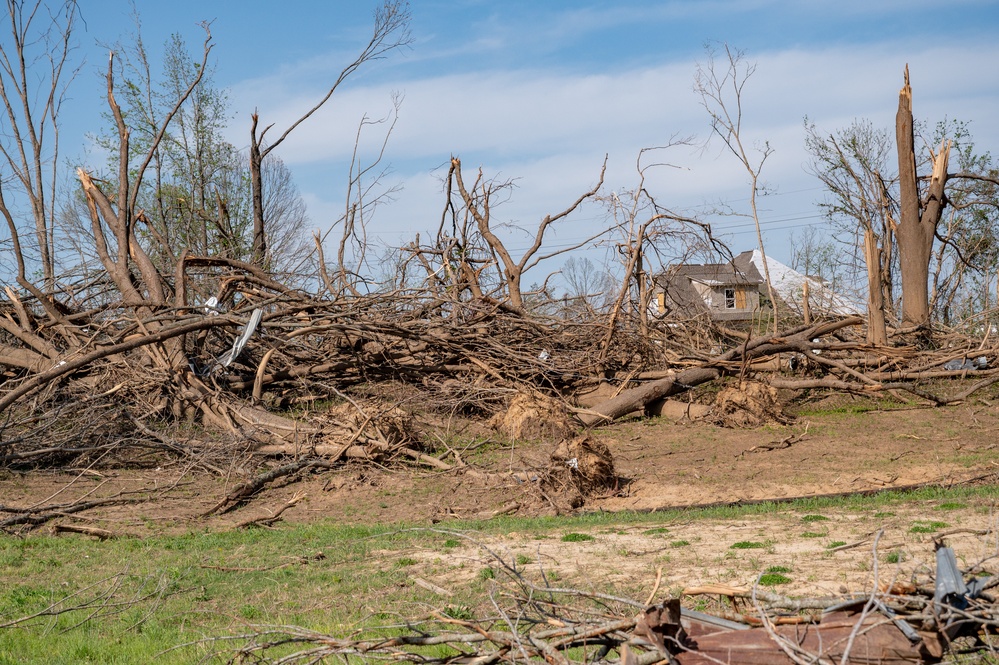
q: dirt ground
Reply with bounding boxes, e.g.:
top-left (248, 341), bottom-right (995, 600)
top-left (3, 390), bottom-right (999, 599)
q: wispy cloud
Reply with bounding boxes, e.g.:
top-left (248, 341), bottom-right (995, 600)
top-left (225, 8), bottom-right (999, 264)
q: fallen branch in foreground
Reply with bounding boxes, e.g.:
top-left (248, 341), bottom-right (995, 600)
top-left (212, 532), bottom-right (999, 664)
top-left (234, 491), bottom-right (307, 529)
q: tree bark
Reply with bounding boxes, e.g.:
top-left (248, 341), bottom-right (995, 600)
top-left (579, 367), bottom-right (721, 426)
top-left (895, 66), bottom-right (950, 329)
top-left (864, 229), bottom-right (888, 345)
top-left (249, 113), bottom-right (267, 265)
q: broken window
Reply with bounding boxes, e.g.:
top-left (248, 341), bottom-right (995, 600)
top-left (724, 288), bottom-right (736, 309)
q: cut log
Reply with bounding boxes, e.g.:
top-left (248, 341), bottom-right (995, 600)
top-left (579, 367), bottom-right (720, 426)
top-left (644, 399), bottom-right (711, 420)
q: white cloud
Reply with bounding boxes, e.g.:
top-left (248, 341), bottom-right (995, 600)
top-left (235, 36), bottom-right (999, 267)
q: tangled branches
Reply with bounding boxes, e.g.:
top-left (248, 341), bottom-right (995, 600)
top-left (218, 534), bottom-right (999, 664)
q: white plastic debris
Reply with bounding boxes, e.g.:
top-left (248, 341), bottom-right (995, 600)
top-left (203, 296), bottom-right (219, 315)
top-left (217, 309), bottom-right (263, 367)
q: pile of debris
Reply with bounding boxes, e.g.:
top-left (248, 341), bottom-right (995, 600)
top-left (226, 541), bottom-right (999, 664)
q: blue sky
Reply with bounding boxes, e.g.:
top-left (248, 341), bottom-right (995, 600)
top-left (66, 0), bottom-right (999, 277)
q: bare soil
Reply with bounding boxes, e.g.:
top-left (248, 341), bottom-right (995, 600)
top-left (4, 393), bottom-right (999, 598)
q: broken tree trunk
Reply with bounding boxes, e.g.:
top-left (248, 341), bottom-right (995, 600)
top-left (579, 367), bottom-right (721, 426)
top-left (896, 65), bottom-right (951, 330)
top-left (864, 228), bottom-right (888, 345)
top-left (580, 317), bottom-right (864, 426)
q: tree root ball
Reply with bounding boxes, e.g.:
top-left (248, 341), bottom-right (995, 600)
top-left (710, 381), bottom-right (791, 428)
top-left (489, 393), bottom-right (576, 442)
top-left (324, 402), bottom-right (416, 450)
top-left (540, 435), bottom-right (616, 510)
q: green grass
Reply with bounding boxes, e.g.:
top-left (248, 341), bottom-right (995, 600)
top-left (826, 541), bottom-right (847, 549)
top-left (2, 483), bottom-right (997, 663)
top-left (758, 572), bottom-right (792, 585)
top-left (793, 396), bottom-right (913, 417)
top-left (0, 523), bottom-right (441, 663)
top-left (885, 551), bottom-right (905, 564)
top-left (910, 521), bottom-right (949, 533)
top-left (801, 531), bottom-right (826, 538)
top-left (561, 533), bottom-right (595, 542)
top-left (730, 541), bottom-right (766, 549)
top-left (801, 514), bottom-right (829, 522)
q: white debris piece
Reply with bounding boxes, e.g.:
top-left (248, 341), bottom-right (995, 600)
top-left (217, 309), bottom-right (263, 367)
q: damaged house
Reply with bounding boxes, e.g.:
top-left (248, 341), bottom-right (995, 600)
top-left (654, 260), bottom-right (766, 323)
top-left (654, 250), bottom-right (863, 324)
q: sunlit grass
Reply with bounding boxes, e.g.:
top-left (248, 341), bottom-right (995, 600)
top-left (2, 483), bottom-right (999, 663)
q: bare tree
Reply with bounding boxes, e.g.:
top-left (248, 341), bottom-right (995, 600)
top-left (694, 44), bottom-right (778, 333)
top-left (314, 97), bottom-right (402, 297)
top-left (559, 256), bottom-right (615, 319)
top-left (804, 119), bottom-right (896, 345)
top-left (0, 0), bottom-right (80, 296)
top-left (447, 156), bottom-right (607, 311)
top-left (927, 119), bottom-right (999, 327)
top-left (598, 145), bottom-right (718, 360)
top-left (248, 0), bottom-right (411, 266)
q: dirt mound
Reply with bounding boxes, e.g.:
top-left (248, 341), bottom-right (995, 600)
top-left (536, 435), bottom-right (616, 512)
top-left (710, 381), bottom-right (791, 428)
top-left (489, 393), bottom-right (577, 442)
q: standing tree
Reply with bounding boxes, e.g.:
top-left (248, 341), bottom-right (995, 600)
top-left (694, 44), bottom-right (778, 333)
top-left (559, 256), bottom-right (615, 319)
top-left (598, 143), bottom-right (717, 354)
top-left (87, 27), bottom-right (311, 278)
top-left (0, 0), bottom-right (80, 298)
top-left (804, 119), bottom-right (897, 345)
top-left (927, 119), bottom-right (999, 326)
top-left (807, 69), bottom-right (999, 337)
top-left (895, 66), bottom-right (951, 331)
top-left (248, 0), bottom-right (411, 267)
top-left (447, 156), bottom-right (607, 312)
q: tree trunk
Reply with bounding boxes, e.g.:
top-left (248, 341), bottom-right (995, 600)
top-left (250, 113), bottom-right (267, 266)
top-left (895, 66), bottom-right (950, 329)
top-left (581, 317), bottom-right (864, 426)
top-left (864, 229), bottom-right (888, 345)
top-left (802, 279), bottom-right (812, 326)
top-left (579, 367), bottom-right (721, 426)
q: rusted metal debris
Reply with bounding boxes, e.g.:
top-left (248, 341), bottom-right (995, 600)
top-left (226, 542), bottom-right (999, 664)
top-left (663, 604), bottom-right (936, 664)
top-left (631, 545), bottom-right (992, 664)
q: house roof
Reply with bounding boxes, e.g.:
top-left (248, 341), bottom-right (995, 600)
top-left (733, 250), bottom-right (863, 316)
top-left (670, 263), bottom-right (763, 287)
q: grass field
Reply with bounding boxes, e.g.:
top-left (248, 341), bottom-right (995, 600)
top-left (3, 483), bottom-right (999, 663)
